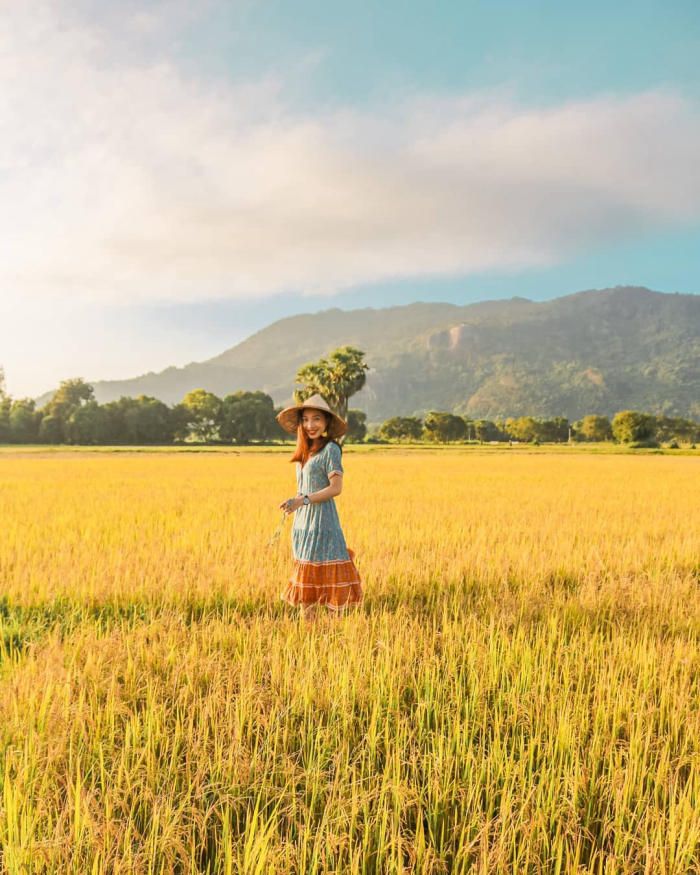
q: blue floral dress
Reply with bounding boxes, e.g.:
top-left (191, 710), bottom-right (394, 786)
top-left (280, 441), bottom-right (363, 611)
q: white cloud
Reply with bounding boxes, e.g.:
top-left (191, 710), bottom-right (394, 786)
top-left (1, 3), bottom-right (699, 306)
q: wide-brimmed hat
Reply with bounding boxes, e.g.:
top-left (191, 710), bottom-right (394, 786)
top-left (276, 393), bottom-right (348, 438)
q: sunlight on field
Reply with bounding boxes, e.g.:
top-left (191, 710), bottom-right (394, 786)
top-left (0, 451), bottom-right (698, 873)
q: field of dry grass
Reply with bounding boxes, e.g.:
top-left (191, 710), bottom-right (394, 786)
top-left (0, 449), bottom-right (698, 873)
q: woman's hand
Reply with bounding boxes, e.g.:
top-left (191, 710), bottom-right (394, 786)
top-left (279, 496), bottom-right (304, 513)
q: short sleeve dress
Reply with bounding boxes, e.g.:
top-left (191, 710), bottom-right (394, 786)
top-left (280, 441), bottom-right (363, 612)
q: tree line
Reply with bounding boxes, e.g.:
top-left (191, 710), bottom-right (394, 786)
top-left (0, 347), bottom-right (372, 447)
top-left (0, 349), bottom-right (371, 446)
top-left (0, 374), bottom-right (291, 446)
top-left (1, 358), bottom-right (697, 447)
top-left (374, 411), bottom-right (698, 447)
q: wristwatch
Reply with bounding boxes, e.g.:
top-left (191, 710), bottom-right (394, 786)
top-left (302, 494), bottom-right (310, 506)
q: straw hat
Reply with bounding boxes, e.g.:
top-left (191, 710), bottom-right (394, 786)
top-left (276, 393), bottom-right (348, 438)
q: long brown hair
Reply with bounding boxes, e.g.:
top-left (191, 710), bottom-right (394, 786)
top-left (289, 410), bottom-right (341, 467)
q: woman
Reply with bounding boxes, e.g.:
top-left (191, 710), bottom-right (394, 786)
top-left (277, 394), bottom-right (363, 622)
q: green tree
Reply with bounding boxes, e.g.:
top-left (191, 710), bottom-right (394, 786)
top-left (378, 418), bottom-right (400, 441)
top-left (346, 409), bottom-right (368, 443)
top-left (0, 365), bottom-right (10, 443)
top-left (273, 406), bottom-right (296, 442)
top-left (0, 394), bottom-right (12, 443)
top-left (39, 377), bottom-right (95, 443)
top-left (180, 390), bottom-right (223, 442)
top-left (579, 415), bottom-right (613, 442)
top-left (170, 403), bottom-right (191, 443)
top-left (294, 346), bottom-right (370, 445)
top-left (423, 412), bottom-right (467, 444)
top-left (133, 396), bottom-right (174, 444)
top-left (378, 416), bottom-right (423, 443)
top-left (654, 416), bottom-right (699, 444)
top-left (474, 419), bottom-right (498, 443)
top-left (102, 395), bottom-right (175, 444)
top-left (402, 416), bottom-right (424, 443)
top-left (9, 398), bottom-right (41, 443)
top-left (65, 401), bottom-right (113, 445)
top-left (38, 415), bottom-right (65, 444)
top-left (220, 391), bottom-right (276, 445)
top-left (32, 377), bottom-right (96, 444)
top-left (612, 410), bottom-right (657, 444)
top-left (540, 417), bottom-right (570, 442)
top-left (42, 378), bottom-right (95, 421)
top-left (509, 417), bottom-right (542, 442)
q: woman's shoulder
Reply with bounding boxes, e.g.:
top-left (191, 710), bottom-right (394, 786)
top-left (326, 440), bottom-right (341, 456)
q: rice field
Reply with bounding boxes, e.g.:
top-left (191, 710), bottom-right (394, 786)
top-left (0, 448), bottom-right (698, 873)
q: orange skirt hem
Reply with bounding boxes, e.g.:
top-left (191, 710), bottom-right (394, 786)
top-left (280, 548), bottom-right (363, 609)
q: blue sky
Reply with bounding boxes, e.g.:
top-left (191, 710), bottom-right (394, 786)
top-left (1, 0), bottom-right (699, 398)
top-left (188, 0), bottom-right (700, 104)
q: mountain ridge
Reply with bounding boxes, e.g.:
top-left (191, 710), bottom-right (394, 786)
top-left (33, 286), bottom-right (700, 422)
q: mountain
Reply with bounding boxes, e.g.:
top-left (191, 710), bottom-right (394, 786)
top-left (34, 286), bottom-right (700, 422)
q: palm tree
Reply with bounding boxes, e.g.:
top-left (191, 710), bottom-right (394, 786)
top-left (293, 346), bottom-right (369, 444)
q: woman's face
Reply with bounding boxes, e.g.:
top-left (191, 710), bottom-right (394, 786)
top-left (301, 409), bottom-right (327, 441)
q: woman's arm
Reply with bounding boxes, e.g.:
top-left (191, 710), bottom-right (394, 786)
top-left (281, 472), bottom-right (342, 512)
top-left (312, 471), bottom-right (343, 501)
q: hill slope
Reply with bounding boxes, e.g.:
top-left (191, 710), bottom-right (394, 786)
top-left (34, 286), bottom-right (700, 422)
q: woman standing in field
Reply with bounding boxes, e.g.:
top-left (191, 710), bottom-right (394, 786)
top-left (277, 394), bottom-right (363, 622)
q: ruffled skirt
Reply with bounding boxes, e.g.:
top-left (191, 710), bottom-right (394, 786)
top-left (280, 548), bottom-right (363, 611)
